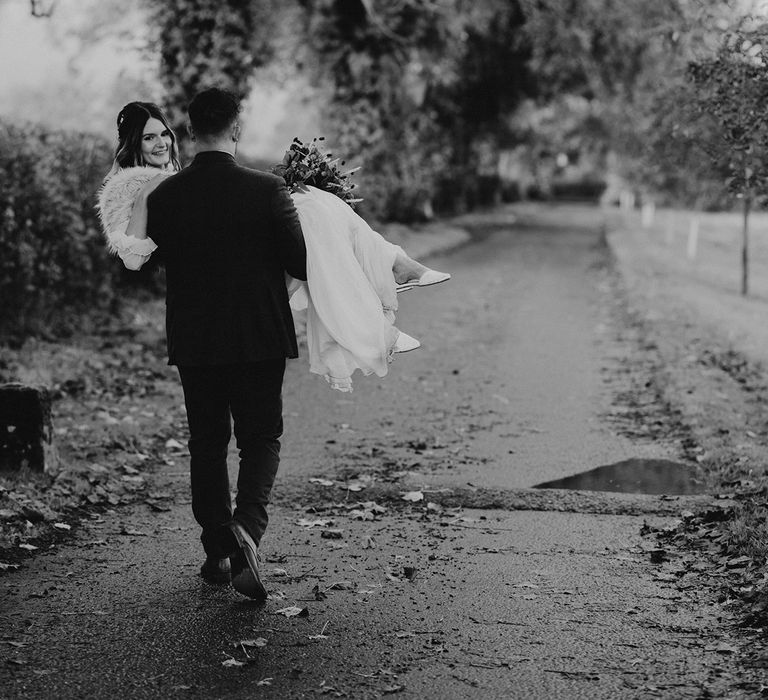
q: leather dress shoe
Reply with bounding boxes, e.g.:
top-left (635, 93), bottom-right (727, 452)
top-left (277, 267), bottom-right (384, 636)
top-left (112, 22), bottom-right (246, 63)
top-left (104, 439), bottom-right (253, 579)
top-left (230, 521), bottom-right (267, 601)
top-left (200, 556), bottom-right (231, 585)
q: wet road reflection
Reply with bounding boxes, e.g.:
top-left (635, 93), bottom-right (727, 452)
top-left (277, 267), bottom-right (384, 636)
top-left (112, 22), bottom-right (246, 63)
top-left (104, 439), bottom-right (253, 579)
top-left (533, 458), bottom-right (708, 495)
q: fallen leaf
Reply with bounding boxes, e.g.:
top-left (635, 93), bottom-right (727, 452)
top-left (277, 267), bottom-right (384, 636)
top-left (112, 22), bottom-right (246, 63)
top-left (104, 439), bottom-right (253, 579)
top-left (53, 523), bottom-right (71, 531)
top-left (651, 549), bottom-right (671, 564)
top-left (297, 518), bottom-right (334, 529)
top-left (326, 581), bottom-right (354, 590)
top-left (275, 606), bottom-right (309, 618)
top-left (256, 678), bottom-right (273, 686)
top-left (726, 556), bottom-right (752, 568)
top-left (165, 438), bottom-right (186, 450)
top-left (309, 621), bottom-right (330, 640)
top-left (401, 491), bottom-right (424, 502)
top-left (383, 685), bottom-right (405, 694)
top-left (221, 658), bottom-right (245, 668)
top-left (18, 543), bottom-right (38, 551)
top-left (272, 568), bottom-right (288, 577)
top-left (239, 638), bottom-right (268, 648)
top-left (362, 536), bottom-right (376, 549)
top-left (120, 526), bottom-right (148, 537)
top-left (145, 500), bottom-right (172, 512)
top-left (348, 509), bottom-right (375, 521)
top-left (309, 478), bottom-right (335, 487)
top-left (402, 566), bottom-right (418, 581)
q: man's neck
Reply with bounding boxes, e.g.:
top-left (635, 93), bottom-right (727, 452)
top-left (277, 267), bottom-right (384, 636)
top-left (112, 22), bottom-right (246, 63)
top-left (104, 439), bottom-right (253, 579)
top-left (193, 139), bottom-right (236, 157)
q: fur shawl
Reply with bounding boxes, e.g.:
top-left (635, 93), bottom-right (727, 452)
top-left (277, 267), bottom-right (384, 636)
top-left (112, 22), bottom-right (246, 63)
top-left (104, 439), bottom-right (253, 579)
top-left (96, 166), bottom-right (172, 255)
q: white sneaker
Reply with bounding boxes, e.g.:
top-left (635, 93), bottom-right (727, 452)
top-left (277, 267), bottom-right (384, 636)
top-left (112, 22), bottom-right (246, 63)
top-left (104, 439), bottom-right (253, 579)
top-left (394, 331), bottom-right (421, 353)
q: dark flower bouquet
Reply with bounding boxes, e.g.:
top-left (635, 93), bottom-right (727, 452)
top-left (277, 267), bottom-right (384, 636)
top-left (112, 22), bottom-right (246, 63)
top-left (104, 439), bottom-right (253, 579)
top-left (271, 137), bottom-right (363, 209)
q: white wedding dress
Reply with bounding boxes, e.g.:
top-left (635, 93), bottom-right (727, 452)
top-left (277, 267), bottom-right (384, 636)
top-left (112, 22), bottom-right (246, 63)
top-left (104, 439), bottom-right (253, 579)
top-left (99, 169), bottom-right (411, 393)
top-left (287, 186), bottom-right (404, 392)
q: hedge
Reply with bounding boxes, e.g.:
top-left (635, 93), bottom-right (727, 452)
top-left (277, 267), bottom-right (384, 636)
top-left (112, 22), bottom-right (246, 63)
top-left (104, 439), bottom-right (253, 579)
top-left (0, 119), bottom-right (160, 342)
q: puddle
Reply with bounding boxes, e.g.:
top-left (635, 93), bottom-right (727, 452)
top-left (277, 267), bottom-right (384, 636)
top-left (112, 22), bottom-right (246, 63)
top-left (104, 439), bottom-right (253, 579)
top-left (533, 458), bottom-right (708, 495)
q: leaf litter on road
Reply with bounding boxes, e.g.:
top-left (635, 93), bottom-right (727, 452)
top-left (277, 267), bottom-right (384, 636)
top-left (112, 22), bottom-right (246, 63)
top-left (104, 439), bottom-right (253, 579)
top-left (308, 621), bottom-right (330, 640)
top-left (275, 605), bottom-right (309, 618)
top-left (239, 638), bottom-right (268, 649)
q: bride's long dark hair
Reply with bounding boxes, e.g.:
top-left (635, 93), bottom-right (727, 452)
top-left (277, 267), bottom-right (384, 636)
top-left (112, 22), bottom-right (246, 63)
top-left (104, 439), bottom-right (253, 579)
top-left (109, 101), bottom-right (181, 175)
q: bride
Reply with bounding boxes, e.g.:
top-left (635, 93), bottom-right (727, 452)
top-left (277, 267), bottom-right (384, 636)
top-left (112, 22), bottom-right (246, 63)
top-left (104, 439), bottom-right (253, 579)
top-left (98, 101), bottom-right (450, 392)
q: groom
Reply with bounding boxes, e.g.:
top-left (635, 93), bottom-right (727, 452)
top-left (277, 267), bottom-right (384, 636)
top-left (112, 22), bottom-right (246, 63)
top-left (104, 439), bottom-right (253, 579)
top-left (145, 87), bottom-right (307, 599)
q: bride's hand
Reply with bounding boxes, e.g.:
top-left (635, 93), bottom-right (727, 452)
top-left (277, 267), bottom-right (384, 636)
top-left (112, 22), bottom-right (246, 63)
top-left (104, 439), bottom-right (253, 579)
top-left (137, 173), bottom-right (165, 202)
top-left (126, 173), bottom-right (165, 241)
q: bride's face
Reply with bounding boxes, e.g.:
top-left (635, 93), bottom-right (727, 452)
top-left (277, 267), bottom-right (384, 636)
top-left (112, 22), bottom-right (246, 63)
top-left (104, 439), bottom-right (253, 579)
top-left (141, 117), bottom-right (172, 168)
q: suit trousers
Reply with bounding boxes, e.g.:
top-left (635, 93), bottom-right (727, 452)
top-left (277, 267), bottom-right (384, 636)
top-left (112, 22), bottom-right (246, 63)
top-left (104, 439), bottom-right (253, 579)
top-left (177, 359), bottom-right (286, 558)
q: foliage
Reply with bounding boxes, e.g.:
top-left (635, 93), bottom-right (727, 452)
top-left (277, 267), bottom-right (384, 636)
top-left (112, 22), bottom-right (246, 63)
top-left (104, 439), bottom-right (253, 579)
top-left (295, 0), bottom-right (534, 220)
top-left (271, 137), bottom-right (362, 208)
top-left (296, 0), bottom-right (454, 220)
top-left (521, 0), bottom-right (685, 103)
top-left (147, 0), bottom-right (281, 152)
top-left (430, 0), bottom-right (533, 210)
top-left (515, 0), bottom-right (691, 198)
top-left (685, 25), bottom-right (768, 294)
top-left (0, 119), bottom-right (156, 341)
top-left (687, 30), bottom-right (768, 201)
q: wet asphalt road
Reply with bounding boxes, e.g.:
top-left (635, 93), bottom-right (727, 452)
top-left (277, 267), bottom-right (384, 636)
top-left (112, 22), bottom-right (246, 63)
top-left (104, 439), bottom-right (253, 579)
top-left (1, 205), bottom-right (736, 699)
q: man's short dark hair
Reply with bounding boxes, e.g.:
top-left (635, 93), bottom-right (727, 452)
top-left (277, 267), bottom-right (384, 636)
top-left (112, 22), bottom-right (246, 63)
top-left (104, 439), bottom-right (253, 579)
top-left (188, 88), bottom-right (241, 137)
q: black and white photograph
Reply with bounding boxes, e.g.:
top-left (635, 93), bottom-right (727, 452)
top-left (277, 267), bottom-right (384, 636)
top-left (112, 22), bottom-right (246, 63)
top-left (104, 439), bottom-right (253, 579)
top-left (2, 0), bottom-right (768, 697)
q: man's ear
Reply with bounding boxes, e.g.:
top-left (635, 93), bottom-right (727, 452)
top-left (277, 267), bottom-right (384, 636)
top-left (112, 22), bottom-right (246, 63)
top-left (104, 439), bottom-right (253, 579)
top-left (186, 123), bottom-right (196, 141)
top-left (232, 122), bottom-right (241, 142)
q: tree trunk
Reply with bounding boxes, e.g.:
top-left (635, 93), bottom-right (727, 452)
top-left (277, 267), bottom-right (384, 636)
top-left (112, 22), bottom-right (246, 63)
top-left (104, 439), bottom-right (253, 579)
top-left (742, 194), bottom-right (751, 296)
top-left (0, 383), bottom-right (57, 473)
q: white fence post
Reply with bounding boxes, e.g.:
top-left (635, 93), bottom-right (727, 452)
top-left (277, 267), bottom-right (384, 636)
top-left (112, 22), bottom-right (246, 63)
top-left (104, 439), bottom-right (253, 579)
top-left (641, 201), bottom-right (655, 228)
top-left (687, 217), bottom-right (699, 259)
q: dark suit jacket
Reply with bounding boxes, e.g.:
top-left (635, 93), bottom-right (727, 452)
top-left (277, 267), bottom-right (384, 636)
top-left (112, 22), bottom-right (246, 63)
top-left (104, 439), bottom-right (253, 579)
top-left (146, 151), bottom-right (307, 366)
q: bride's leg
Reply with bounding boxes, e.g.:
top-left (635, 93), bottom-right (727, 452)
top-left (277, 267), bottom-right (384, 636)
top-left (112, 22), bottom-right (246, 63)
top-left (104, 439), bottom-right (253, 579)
top-left (392, 249), bottom-right (430, 285)
top-left (392, 248), bottom-right (451, 288)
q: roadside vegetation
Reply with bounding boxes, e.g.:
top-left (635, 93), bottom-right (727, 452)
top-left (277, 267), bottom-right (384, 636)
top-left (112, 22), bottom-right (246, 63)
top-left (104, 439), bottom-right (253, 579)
top-left (608, 206), bottom-right (768, 649)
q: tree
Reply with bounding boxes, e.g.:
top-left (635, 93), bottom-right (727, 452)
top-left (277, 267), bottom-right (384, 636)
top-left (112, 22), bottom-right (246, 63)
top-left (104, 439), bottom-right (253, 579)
top-left (297, 0), bottom-right (534, 219)
top-left (688, 27), bottom-right (768, 295)
top-left (517, 0), bottom-right (689, 196)
top-left (146, 0), bottom-right (281, 150)
top-left (295, 0), bottom-right (460, 220)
